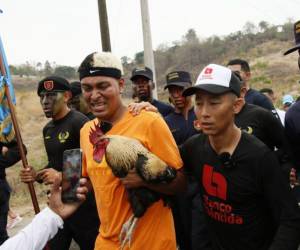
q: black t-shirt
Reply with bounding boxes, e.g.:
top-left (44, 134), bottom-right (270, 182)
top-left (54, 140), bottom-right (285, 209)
top-left (235, 103), bottom-right (293, 172)
top-left (164, 108), bottom-right (198, 145)
top-left (43, 110), bottom-right (89, 171)
top-left (180, 132), bottom-right (300, 250)
top-left (43, 110), bottom-right (99, 230)
top-left (235, 103), bottom-right (295, 178)
top-left (151, 99), bottom-right (174, 117)
top-left (235, 103), bottom-right (287, 151)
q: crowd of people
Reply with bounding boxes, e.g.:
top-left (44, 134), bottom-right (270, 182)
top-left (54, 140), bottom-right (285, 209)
top-left (0, 20), bottom-right (300, 250)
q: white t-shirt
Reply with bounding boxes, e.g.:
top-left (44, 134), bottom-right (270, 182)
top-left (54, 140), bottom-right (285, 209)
top-left (276, 109), bottom-right (286, 126)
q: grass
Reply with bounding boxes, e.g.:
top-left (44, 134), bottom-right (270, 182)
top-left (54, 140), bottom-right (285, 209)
top-left (6, 90), bottom-right (49, 210)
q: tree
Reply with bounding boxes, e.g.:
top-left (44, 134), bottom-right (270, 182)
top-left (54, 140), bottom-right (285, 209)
top-left (134, 51), bottom-right (144, 65)
top-left (54, 66), bottom-right (76, 79)
top-left (183, 28), bottom-right (199, 44)
top-left (44, 60), bottom-right (53, 76)
top-left (243, 22), bottom-right (257, 34)
top-left (121, 56), bottom-right (131, 66)
top-left (36, 62), bottom-right (42, 71)
top-left (258, 21), bottom-right (269, 32)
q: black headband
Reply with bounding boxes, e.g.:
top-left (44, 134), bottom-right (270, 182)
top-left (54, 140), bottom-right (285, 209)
top-left (79, 67), bottom-right (122, 80)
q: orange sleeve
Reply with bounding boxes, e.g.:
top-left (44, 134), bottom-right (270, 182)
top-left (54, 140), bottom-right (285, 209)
top-left (81, 150), bottom-right (88, 177)
top-left (80, 124), bottom-right (89, 177)
top-left (145, 115), bottom-right (183, 169)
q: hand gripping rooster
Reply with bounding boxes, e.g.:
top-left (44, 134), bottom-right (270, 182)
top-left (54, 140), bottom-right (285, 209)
top-left (89, 122), bottom-right (177, 249)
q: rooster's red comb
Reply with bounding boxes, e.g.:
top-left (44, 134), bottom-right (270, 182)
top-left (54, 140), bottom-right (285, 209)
top-left (89, 122), bottom-right (104, 146)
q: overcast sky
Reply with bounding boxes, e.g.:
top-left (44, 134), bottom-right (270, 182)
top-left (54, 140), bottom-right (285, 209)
top-left (1, 0), bottom-right (300, 67)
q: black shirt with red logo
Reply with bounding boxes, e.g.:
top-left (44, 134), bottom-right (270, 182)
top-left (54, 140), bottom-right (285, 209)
top-left (180, 132), bottom-right (300, 250)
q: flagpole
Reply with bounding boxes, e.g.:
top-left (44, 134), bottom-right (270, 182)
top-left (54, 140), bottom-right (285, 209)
top-left (0, 50), bottom-right (40, 215)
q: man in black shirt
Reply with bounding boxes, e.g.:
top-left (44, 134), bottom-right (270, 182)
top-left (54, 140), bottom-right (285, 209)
top-left (181, 63), bottom-right (300, 250)
top-left (164, 71), bottom-right (198, 145)
top-left (283, 20), bottom-right (300, 197)
top-left (20, 76), bottom-right (99, 250)
top-left (131, 66), bottom-right (174, 117)
top-left (227, 59), bottom-right (278, 117)
top-left (234, 79), bottom-right (293, 176)
top-left (283, 20), bottom-right (300, 167)
top-left (0, 140), bottom-right (22, 245)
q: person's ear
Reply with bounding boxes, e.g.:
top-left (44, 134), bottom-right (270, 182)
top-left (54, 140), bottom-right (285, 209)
top-left (233, 97), bottom-right (244, 114)
top-left (64, 91), bottom-right (72, 102)
top-left (244, 71), bottom-right (251, 81)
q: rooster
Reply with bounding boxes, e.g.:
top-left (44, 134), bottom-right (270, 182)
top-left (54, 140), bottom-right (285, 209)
top-left (89, 121), bottom-right (177, 249)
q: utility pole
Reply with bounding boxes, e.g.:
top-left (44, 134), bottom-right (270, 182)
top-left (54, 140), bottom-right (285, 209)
top-left (140, 0), bottom-right (158, 99)
top-left (98, 0), bottom-right (111, 52)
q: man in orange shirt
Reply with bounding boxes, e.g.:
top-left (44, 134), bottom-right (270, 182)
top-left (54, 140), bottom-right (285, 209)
top-left (78, 52), bottom-right (186, 250)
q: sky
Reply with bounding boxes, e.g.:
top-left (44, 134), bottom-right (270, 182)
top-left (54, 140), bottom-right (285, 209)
top-left (1, 0), bottom-right (300, 67)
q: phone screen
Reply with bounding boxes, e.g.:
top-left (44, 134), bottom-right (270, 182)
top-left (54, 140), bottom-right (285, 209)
top-left (62, 148), bottom-right (82, 203)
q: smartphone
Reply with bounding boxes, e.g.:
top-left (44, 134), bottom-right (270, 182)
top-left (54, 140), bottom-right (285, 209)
top-left (62, 148), bottom-right (82, 203)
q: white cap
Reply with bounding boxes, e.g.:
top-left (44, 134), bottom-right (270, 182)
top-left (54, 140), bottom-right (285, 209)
top-left (183, 64), bottom-right (241, 97)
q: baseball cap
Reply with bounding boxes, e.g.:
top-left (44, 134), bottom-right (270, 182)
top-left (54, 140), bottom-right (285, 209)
top-left (37, 76), bottom-right (70, 96)
top-left (282, 94), bottom-right (295, 105)
top-left (164, 71), bottom-right (192, 90)
top-left (182, 64), bottom-right (241, 97)
top-left (130, 67), bottom-right (153, 81)
top-left (284, 20), bottom-right (300, 55)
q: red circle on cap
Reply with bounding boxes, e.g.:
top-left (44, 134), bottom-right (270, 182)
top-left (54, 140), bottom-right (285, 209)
top-left (44, 81), bottom-right (54, 91)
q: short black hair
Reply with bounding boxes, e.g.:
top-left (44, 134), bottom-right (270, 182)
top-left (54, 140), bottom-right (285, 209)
top-left (70, 81), bottom-right (82, 97)
top-left (260, 88), bottom-right (274, 95)
top-left (227, 59), bottom-right (250, 72)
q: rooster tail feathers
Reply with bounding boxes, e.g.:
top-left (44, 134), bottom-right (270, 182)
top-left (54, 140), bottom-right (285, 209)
top-left (164, 166), bottom-right (177, 182)
top-left (128, 188), bottom-right (160, 217)
top-left (135, 153), bottom-right (177, 183)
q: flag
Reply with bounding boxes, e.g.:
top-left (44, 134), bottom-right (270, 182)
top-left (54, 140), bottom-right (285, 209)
top-left (0, 35), bottom-right (16, 143)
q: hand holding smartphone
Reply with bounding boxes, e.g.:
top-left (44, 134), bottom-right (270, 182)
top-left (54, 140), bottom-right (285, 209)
top-left (62, 148), bottom-right (82, 203)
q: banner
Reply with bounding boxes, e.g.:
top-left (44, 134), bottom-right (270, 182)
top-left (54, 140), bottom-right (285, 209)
top-left (0, 35), bottom-right (16, 143)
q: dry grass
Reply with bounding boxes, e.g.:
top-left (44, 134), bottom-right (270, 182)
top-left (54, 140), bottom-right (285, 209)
top-left (6, 90), bottom-right (49, 209)
top-left (238, 40), bottom-right (300, 108)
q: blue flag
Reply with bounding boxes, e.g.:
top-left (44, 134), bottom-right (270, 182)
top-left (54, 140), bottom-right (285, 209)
top-left (0, 35), bottom-right (16, 143)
